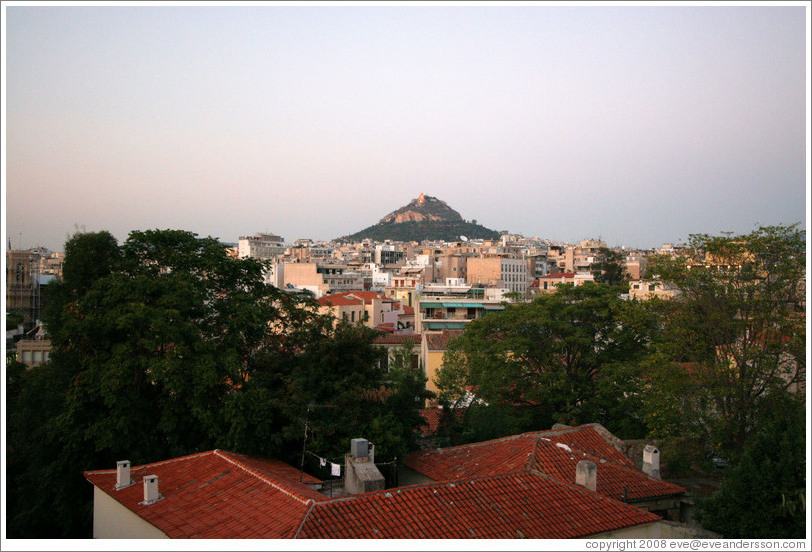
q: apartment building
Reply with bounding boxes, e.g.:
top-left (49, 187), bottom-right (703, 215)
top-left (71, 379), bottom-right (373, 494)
top-left (629, 280), bottom-right (680, 301)
top-left (283, 262), bottom-right (362, 298)
top-left (238, 233), bottom-right (286, 260)
top-left (416, 279), bottom-right (504, 333)
top-left (374, 244), bottom-right (405, 266)
top-left (534, 271), bottom-right (596, 294)
top-left (466, 256), bottom-right (530, 296)
top-left (564, 239), bottom-right (606, 273)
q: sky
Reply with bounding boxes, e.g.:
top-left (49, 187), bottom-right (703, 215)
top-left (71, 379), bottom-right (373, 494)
top-left (3, 1), bottom-right (809, 252)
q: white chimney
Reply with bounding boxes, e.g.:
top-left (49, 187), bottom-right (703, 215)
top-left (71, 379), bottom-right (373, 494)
top-left (141, 475), bottom-right (162, 505)
top-left (642, 445), bottom-right (661, 479)
top-left (575, 460), bottom-right (597, 492)
top-left (115, 460), bottom-right (132, 489)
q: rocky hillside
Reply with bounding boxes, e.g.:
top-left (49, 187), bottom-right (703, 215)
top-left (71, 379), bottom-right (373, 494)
top-left (338, 193), bottom-right (501, 243)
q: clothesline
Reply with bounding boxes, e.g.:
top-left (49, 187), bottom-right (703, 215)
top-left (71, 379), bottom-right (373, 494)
top-left (305, 450), bottom-right (342, 477)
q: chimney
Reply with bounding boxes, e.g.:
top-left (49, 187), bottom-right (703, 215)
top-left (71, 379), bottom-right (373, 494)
top-left (642, 444), bottom-right (661, 479)
top-left (140, 475), bottom-right (162, 505)
top-left (575, 460), bottom-right (597, 492)
top-left (115, 460), bottom-right (132, 489)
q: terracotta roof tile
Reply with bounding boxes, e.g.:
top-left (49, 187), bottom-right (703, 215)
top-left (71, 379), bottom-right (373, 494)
top-left (373, 333), bottom-right (421, 345)
top-left (86, 426), bottom-right (680, 539)
top-left (529, 439), bottom-right (685, 502)
top-left (424, 329), bottom-right (464, 350)
top-left (298, 473), bottom-right (660, 539)
top-left (84, 450), bottom-right (325, 539)
top-left (406, 435), bottom-right (537, 479)
top-left (404, 425), bottom-right (684, 503)
top-left (417, 408), bottom-right (465, 437)
top-left (317, 295), bottom-right (362, 307)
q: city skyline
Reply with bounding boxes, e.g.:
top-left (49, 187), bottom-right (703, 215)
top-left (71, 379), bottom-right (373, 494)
top-left (4, 2), bottom-right (809, 252)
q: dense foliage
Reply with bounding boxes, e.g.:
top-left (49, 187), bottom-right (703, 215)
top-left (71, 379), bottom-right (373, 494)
top-left (645, 224), bottom-right (806, 459)
top-left (434, 223), bottom-right (806, 537)
top-left (591, 246), bottom-right (629, 287)
top-left (6, 224), bottom-right (804, 539)
top-left (6, 229), bottom-right (428, 538)
top-left (339, 219), bottom-right (500, 243)
top-left (436, 282), bottom-right (657, 437)
top-left (696, 395), bottom-right (806, 538)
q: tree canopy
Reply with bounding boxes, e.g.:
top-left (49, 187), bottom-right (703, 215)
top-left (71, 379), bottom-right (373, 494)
top-left (6, 229), bottom-right (427, 538)
top-left (646, 224), bottom-right (806, 458)
top-left (436, 282), bottom-right (658, 435)
top-left (591, 246), bottom-right (629, 287)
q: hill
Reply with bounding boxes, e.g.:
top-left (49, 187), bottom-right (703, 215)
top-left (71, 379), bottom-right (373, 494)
top-left (338, 194), bottom-right (501, 243)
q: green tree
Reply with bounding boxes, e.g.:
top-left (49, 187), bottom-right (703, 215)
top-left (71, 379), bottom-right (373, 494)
top-left (591, 246), bottom-right (629, 287)
top-left (436, 283), bottom-right (658, 434)
top-left (696, 393), bottom-right (806, 538)
top-left (647, 224), bottom-right (805, 458)
top-left (9, 229), bottom-right (434, 537)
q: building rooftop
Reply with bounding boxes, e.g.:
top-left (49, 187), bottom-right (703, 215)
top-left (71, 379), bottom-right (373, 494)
top-left (297, 472), bottom-right (660, 539)
top-left (84, 450), bottom-right (325, 539)
top-left (86, 444), bottom-right (662, 539)
top-left (423, 329), bottom-right (464, 350)
top-left (404, 425), bottom-right (685, 504)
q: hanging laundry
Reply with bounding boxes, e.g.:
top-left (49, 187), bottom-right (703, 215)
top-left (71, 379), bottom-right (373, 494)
top-left (319, 458), bottom-right (326, 468)
top-left (331, 463), bottom-right (341, 477)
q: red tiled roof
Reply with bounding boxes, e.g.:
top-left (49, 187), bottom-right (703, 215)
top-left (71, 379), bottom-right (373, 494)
top-left (529, 438), bottom-right (685, 502)
top-left (404, 425), bottom-right (684, 503)
top-left (406, 435), bottom-right (536, 480)
top-left (373, 333), bottom-right (421, 345)
top-left (424, 329), bottom-right (464, 350)
top-left (86, 427), bottom-right (677, 539)
top-left (417, 408), bottom-right (465, 437)
top-left (297, 473), bottom-right (660, 539)
top-left (84, 450), bottom-right (325, 539)
top-left (402, 305), bottom-right (415, 315)
top-left (333, 291), bottom-right (385, 304)
top-left (317, 295), bottom-right (362, 307)
top-left (527, 426), bottom-right (636, 468)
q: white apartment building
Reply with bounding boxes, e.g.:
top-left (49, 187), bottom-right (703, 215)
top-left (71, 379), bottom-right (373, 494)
top-left (238, 233), bottom-right (286, 260)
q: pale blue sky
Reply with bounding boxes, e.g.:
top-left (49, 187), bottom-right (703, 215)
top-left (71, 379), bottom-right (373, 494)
top-left (3, 2), bottom-right (809, 251)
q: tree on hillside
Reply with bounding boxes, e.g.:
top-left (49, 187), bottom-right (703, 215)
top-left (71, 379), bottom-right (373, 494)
top-left (646, 224), bottom-right (805, 459)
top-left (435, 283), bottom-right (659, 435)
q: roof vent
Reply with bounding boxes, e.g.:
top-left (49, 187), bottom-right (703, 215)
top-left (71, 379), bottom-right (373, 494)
top-left (642, 444), bottom-right (661, 479)
top-left (575, 460), bottom-right (597, 492)
top-left (351, 438), bottom-right (369, 459)
top-left (115, 460), bottom-right (132, 490)
top-left (140, 475), bottom-right (163, 505)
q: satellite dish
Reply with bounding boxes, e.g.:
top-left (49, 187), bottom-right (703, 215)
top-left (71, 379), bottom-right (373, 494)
top-left (459, 235), bottom-right (469, 242)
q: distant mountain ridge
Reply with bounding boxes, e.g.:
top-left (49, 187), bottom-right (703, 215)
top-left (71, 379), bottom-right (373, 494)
top-left (338, 193), bottom-right (501, 243)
